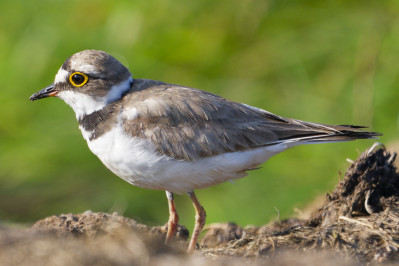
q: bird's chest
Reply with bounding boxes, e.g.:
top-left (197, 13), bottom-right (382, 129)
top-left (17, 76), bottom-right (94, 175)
top-left (79, 124), bottom-right (164, 182)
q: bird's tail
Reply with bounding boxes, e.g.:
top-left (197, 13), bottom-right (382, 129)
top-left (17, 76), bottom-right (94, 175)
top-left (262, 118), bottom-right (382, 147)
top-left (276, 124), bottom-right (382, 146)
top-left (305, 125), bottom-right (381, 143)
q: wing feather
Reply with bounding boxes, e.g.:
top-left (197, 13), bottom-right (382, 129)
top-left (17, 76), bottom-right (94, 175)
top-left (121, 79), bottom-right (380, 161)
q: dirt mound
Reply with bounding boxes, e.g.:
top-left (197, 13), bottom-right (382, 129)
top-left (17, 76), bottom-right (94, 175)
top-left (31, 210), bottom-right (189, 241)
top-left (1, 145), bottom-right (399, 265)
top-left (200, 145), bottom-right (399, 263)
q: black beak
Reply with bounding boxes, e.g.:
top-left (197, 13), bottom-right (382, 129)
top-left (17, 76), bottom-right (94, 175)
top-left (29, 84), bottom-right (58, 101)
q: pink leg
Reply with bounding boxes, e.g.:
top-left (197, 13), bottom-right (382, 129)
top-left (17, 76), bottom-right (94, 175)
top-left (165, 191), bottom-right (179, 244)
top-left (187, 191), bottom-right (206, 252)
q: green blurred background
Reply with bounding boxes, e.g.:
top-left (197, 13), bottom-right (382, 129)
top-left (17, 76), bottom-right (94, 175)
top-left (0, 0), bottom-right (397, 231)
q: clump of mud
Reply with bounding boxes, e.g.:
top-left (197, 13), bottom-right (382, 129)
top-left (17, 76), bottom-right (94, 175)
top-left (200, 145), bottom-right (399, 263)
top-left (0, 145), bottom-right (398, 265)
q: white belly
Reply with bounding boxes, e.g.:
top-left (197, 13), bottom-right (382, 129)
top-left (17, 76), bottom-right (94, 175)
top-left (81, 125), bottom-right (289, 193)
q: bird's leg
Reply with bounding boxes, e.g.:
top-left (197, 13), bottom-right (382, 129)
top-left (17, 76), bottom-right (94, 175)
top-left (165, 190), bottom-right (179, 244)
top-left (187, 191), bottom-right (206, 252)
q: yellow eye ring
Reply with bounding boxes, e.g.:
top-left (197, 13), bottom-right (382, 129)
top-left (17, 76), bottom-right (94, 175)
top-left (69, 72), bottom-right (88, 87)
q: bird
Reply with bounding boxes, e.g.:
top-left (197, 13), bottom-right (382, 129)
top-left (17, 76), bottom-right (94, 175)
top-left (30, 49), bottom-right (381, 251)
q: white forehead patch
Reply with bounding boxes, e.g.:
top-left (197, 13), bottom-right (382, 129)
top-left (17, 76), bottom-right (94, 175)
top-left (76, 64), bottom-right (98, 74)
top-left (54, 68), bottom-right (69, 84)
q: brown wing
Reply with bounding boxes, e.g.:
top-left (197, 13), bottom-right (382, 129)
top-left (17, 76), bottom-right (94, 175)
top-left (121, 79), bottom-right (380, 161)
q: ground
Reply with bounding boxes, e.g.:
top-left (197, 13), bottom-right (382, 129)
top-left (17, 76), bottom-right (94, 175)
top-left (1, 145), bottom-right (399, 265)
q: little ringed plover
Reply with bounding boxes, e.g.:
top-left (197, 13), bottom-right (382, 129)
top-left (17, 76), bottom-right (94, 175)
top-left (30, 50), bottom-right (381, 251)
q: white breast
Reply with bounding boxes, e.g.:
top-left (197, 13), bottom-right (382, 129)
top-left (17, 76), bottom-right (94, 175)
top-left (81, 123), bottom-right (291, 194)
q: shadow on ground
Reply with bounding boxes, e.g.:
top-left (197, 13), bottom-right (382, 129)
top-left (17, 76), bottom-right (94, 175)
top-left (1, 145), bottom-right (399, 265)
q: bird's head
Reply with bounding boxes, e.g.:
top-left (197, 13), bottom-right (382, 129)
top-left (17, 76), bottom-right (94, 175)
top-left (30, 50), bottom-right (133, 119)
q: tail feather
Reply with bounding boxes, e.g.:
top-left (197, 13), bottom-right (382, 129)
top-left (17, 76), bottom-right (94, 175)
top-left (337, 125), bottom-right (368, 129)
top-left (265, 123), bottom-right (382, 146)
top-left (306, 129), bottom-right (382, 143)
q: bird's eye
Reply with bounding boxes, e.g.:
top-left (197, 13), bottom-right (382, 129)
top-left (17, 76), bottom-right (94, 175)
top-left (69, 72), bottom-right (88, 87)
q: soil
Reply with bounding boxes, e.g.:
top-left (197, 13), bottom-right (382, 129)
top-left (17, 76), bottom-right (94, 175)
top-left (1, 144), bottom-right (399, 265)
